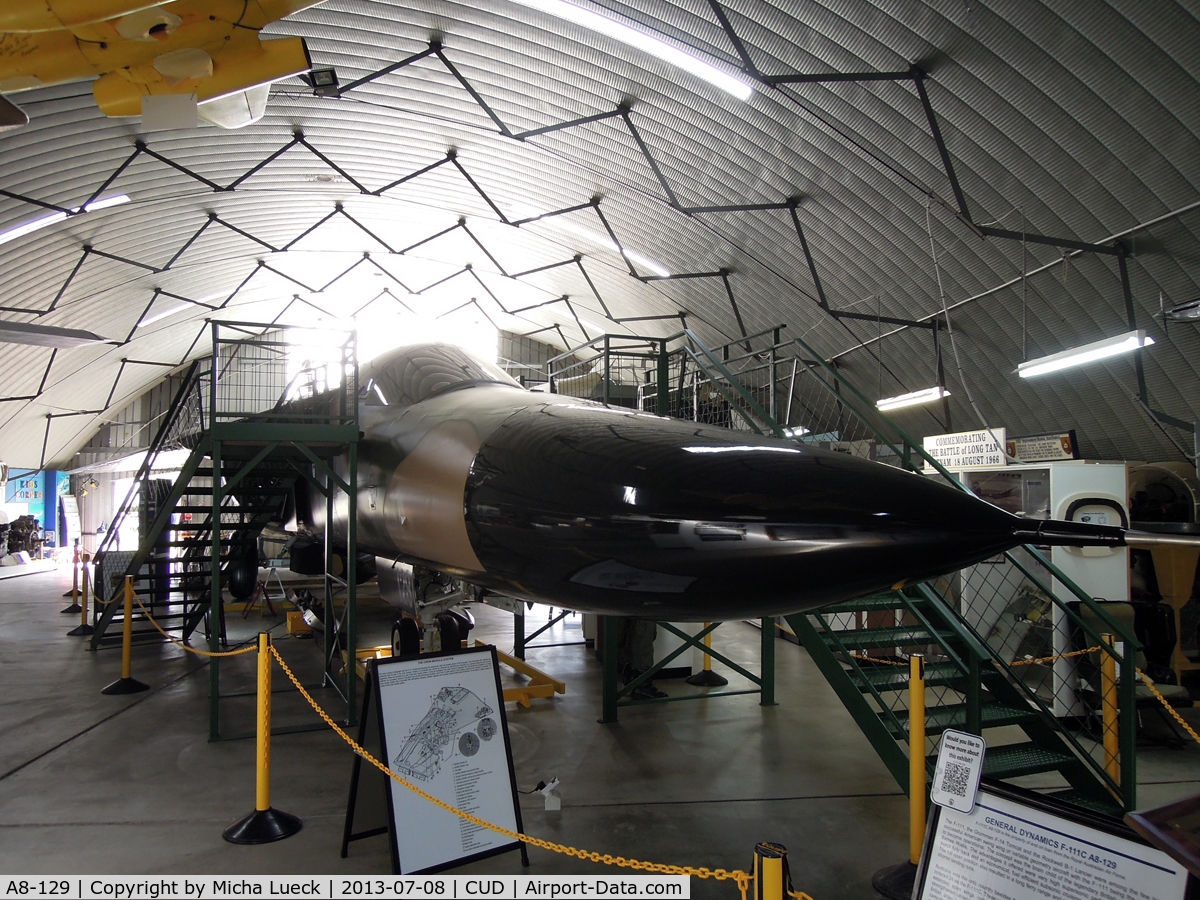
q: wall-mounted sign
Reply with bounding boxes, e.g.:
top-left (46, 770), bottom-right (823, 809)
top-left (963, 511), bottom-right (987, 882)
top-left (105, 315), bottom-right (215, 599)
top-left (924, 428), bottom-right (1007, 470)
top-left (1007, 430), bottom-right (1080, 463)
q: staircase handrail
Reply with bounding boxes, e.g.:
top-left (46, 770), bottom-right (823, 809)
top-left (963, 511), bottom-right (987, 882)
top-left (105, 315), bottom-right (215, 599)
top-left (93, 359), bottom-right (205, 574)
top-left (786, 332), bottom-right (1139, 653)
top-left (683, 329), bottom-right (787, 438)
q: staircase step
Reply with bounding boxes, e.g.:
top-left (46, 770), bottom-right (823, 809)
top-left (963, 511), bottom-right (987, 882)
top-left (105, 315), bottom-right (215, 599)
top-left (887, 702), bottom-right (1036, 738)
top-left (855, 660), bottom-right (963, 691)
top-left (950, 742), bottom-right (1078, 780)
top-left (819, 593), bottom-right (919, 614)
top-left (823, 626), bottom-right (949, 651)
top-left (1043, 789), bottom-right (1123, 819)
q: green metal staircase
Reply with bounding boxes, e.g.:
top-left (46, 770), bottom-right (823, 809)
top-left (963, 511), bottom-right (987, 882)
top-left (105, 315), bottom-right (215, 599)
top-left (784, 587), bottom-right (1123, 817)
top-left (91, 442), bottom-right (298, 649)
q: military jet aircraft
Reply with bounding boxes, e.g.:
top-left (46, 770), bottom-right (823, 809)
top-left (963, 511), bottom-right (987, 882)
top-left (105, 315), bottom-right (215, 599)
top-left (280, 342), bottom-right (1127, 649)
top-left (0, 0), bottom-right (320, 130)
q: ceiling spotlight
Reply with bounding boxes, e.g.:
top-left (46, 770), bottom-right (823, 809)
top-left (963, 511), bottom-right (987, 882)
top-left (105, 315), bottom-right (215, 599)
top-left (301, 68), bottom-right (339, 97)
top-left (1017, 329), bottom-right (1155, 378)
top-left (876, 386), bottom-right (951, 411)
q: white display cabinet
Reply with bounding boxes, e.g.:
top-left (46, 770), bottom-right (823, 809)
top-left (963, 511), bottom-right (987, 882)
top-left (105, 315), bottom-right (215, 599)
top-left (943, 462), bottom-right (1129, 717)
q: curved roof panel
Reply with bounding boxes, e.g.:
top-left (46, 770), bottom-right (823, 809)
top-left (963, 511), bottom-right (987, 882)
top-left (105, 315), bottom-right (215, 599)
top-left (0, 0), bottom-right (1196, 467)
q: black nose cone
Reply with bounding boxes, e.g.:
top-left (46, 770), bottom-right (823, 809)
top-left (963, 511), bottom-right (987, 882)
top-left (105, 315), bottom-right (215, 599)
top-left (464, 399), bottom-right (1021, 619)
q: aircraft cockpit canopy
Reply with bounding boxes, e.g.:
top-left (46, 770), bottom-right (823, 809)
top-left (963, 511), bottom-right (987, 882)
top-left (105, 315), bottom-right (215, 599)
top-left (361, 343), bottom-right (522, 408)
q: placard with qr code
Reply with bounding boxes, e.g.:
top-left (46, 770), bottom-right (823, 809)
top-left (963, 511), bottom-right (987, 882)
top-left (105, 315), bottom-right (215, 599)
top-left (930, 730), bottom-right (985, 813)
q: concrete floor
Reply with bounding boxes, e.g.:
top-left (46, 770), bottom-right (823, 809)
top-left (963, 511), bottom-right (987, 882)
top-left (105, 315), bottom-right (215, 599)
top-left (1, 567), bottom-right (1199, 898)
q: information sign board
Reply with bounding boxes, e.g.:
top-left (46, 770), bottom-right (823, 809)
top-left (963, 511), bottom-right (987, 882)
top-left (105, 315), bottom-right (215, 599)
top-left (923, 429), bottom-right (1007, 470)
top-left (929, 730), bottom-right (985, 814)
top-left (1007, 430), bottom-right (1079, 462)
top-left (915, 782), bottom-right (1188, 900)
top-left (373, 646), bottom-right (525, 875)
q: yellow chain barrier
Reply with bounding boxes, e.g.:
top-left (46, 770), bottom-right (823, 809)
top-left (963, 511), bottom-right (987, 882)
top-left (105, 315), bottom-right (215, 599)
top-left (1010, 646), bottom-right (1100, 666)
top-left (268, 646), bottom-right (755, 899)
top-left (848, 654), bottom-right (909, 666)
top-left (132, 594), bottom-right (257, 657)
top-left (1137, 669), bottom-right (1200, 746)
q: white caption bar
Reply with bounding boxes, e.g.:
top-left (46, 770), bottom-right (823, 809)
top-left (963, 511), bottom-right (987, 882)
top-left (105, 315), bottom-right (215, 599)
top-left (1, 877), bottom-right (690, 899)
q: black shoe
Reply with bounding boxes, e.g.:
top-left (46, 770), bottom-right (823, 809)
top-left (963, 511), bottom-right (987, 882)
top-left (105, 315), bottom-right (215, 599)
top-left (631, 682), bottom-right (668, 700)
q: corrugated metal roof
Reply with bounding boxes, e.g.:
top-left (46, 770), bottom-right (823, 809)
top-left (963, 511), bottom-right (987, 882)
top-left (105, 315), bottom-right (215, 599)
top-left (0, 0), bottom-right (1196, 467)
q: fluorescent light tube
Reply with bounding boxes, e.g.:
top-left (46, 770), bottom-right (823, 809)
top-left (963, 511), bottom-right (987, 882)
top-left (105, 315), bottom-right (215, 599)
top-left (519, 209), bottom-right (671, 277)
top-left (509, 0), bottom-right (753, 100)
top-left (876, 386), bottom-right (951, 411)
top-left (1017, 330), bottom-right (1155, 378)
top-left (137, 304), bottom-right (192, 328)
top-left (0, 195), bottom-right (131, 248)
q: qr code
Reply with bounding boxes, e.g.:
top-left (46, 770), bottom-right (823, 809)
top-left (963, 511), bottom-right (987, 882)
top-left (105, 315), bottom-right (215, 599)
top-left (939, 762), bottom-right (971, 797)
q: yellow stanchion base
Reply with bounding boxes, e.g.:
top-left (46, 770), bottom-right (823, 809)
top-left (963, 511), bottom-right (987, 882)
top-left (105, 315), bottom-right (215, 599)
top-left (67, 623), bottom-right (94, 636)
top-left (222, 808), bottom-right (302, 844)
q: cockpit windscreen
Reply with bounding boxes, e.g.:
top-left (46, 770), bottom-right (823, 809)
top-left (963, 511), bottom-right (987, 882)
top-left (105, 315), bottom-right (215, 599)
top-left (361, 343), bottom-right (522, 407)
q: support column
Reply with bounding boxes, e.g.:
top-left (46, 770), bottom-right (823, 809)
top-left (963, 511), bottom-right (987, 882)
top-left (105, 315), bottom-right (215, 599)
top-left (345, 441), bottom-right (358, 726)
top-left (760, 617), bottom-right (776, 706)
top-left (514, 609), bottom-right (526, 660)
top-left (600, 615), bottom-right (620, 723)
top-left (209, 440), bottom-right (223, 742)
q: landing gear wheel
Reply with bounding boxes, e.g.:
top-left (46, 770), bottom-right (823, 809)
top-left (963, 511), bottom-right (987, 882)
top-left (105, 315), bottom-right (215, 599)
top-left (435, 612), bottom-right (461, 652)
top-left (391, 618), bottom-right (420, 658)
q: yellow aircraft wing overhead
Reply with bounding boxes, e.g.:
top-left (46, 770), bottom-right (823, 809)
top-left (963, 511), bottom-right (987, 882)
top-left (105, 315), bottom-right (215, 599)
top-left (0, 0), bottom-right (324, 127)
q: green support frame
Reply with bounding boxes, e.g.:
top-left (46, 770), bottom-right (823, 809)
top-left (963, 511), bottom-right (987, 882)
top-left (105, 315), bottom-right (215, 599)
top-left (598, 617), bottom-right (777, 723)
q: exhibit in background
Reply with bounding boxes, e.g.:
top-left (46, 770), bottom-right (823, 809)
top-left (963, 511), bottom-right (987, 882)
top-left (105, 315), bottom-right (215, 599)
top-left (923, 429), bottom-right (1008, 470)
top-left (1007, 431), bottom-right (1081, 463)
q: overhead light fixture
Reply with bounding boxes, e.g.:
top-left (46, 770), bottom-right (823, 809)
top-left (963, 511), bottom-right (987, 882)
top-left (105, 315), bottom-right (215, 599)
top-left (0, 194), bottom-right (131, 248)
top-left (136, 303), bottom-right (193, 328)
top-left (508, 0), bottom-right (753, 101)
top-left (0, 321), bottom-right (113, 348)
top-left (876, 386), bottom-right (951, 411)
top-left (300, 67), bottom-right (339, 97)
top-left (517, 208), bottom-right (671, 277)
top-left (782, 426), bottom-right (810, 438)
top-left (1017, 329), bottom-right (1155, 378)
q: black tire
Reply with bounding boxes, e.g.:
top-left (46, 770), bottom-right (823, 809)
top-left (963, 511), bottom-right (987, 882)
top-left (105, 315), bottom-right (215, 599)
top-left (435, 612), bottom-right (461, 652)
top-left (391, 617), bottom-right (420, 658)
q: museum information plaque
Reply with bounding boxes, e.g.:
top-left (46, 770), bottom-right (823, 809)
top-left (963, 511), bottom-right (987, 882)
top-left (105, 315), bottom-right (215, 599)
top-left (916, 785), bottom-right (1187, 900)
top-left (374, 646), bottom-right (525, 874)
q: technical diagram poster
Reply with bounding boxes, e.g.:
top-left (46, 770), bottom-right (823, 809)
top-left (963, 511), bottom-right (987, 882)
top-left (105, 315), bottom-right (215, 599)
top-left (916, 785), bottom-right (1187, 900)
top-left (375, 647), bottom-right (523, 874)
